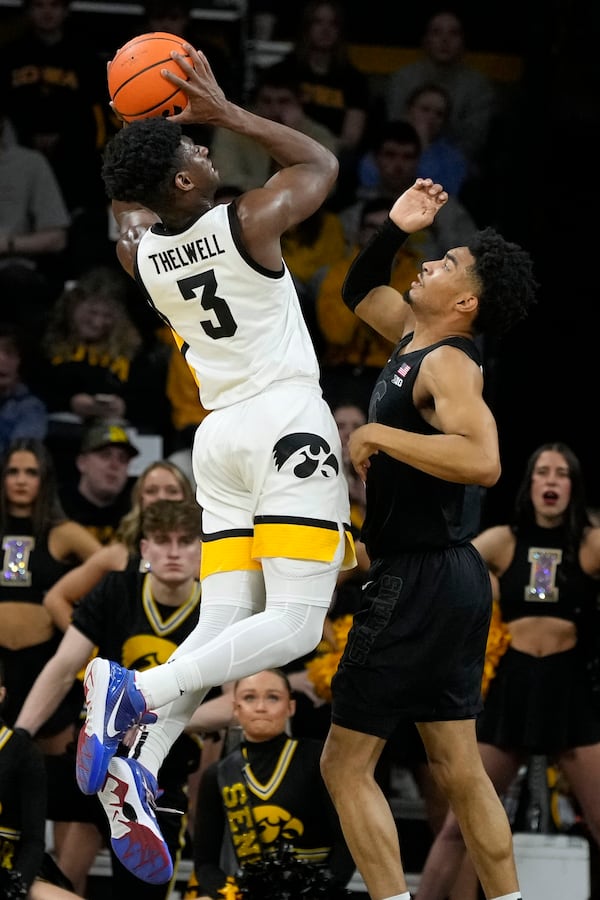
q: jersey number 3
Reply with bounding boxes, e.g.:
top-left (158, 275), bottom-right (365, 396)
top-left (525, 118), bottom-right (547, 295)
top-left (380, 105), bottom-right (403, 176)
top-left (179, 271), bottom-right (237, 339)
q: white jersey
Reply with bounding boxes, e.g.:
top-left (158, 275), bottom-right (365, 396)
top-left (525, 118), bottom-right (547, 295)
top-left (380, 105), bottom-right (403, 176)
top-left (134, 202), bottom-right (320, 410)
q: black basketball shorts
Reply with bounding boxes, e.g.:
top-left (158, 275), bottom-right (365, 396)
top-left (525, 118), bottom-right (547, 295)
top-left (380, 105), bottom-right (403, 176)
top-left (330, 543), bottom-right (492, 738)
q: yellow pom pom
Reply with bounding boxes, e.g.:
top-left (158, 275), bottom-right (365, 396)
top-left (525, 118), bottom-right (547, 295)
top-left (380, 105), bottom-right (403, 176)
top-left (481, 600), bottom-right (511, 698)
top-left (305, 614), bottom-right (354, 702)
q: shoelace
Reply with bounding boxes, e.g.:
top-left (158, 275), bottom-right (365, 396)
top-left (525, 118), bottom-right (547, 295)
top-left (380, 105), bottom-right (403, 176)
top-left (142, 777), bottom-right (184, 816)
top-left (142, 779), bottom-right (158, 809)
top-left (122, 723), bottom-right (141, 748)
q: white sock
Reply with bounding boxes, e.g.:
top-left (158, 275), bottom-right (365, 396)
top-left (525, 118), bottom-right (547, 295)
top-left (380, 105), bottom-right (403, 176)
top-left (383, 893), bottom-right (410, 900)
top-left (131, 688), bottom-right (210, 778)
top-left (490, 893), bottom-right (522, 899)
top-left (137, 557), bottom-right (340, 708)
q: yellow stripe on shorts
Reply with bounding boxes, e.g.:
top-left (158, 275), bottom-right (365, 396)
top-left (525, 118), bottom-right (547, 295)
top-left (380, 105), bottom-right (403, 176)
top-left (200, 521), bottom-right (357, 578)
top-left (200, 532), bottom-right (261, 578)
top-left (254, 517), bottom-right (341, 562)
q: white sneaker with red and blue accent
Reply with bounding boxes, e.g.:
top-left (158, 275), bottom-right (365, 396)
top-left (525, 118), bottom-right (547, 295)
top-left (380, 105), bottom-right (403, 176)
top-left (99, 756), bottom-right (173, 885)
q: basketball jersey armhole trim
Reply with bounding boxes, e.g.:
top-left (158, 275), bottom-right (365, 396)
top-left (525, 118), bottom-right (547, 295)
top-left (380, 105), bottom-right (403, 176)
top-left (228, 202), bottom-right (285, 280)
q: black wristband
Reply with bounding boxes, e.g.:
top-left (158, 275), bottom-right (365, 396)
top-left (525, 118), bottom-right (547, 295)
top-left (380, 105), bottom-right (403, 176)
top-left (342, 216), bottom-right (409, 311)
top-left (380, 217), bottom-right (409, 241)
top-left (13, 726), bottom-right (32, 739)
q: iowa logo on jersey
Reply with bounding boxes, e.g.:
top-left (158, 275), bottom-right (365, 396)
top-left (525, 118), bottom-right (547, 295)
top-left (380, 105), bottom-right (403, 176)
top-left (251, 804), bottom-right (304, 846)
top-left (272, 433), bottom-right (338, 479)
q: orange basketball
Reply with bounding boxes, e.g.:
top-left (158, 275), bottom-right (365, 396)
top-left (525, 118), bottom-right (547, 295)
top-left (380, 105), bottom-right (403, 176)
top-left (108, 32), bottom-right (191, 123)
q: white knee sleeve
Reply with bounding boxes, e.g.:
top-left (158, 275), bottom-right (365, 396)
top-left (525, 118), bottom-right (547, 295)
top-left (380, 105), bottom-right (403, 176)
top-left (174, 598), bottom-right (327, 693)
top-left (137, 551), bottom-right (339, 723)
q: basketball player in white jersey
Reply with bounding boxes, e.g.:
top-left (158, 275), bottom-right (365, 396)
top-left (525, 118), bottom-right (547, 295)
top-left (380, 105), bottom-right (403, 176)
top-left (75, 44), bottom-right (357, 883)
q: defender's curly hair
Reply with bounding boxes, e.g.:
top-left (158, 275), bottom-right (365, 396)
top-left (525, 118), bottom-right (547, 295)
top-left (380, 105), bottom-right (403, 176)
top-left (102, 118), bottom-right (184, 208)
top-left (467, 227), bottom-right (538, 337)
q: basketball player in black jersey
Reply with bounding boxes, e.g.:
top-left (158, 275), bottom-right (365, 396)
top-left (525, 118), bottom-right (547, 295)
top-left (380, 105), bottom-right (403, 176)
top-left (319, 178), bottom-right (538, 900)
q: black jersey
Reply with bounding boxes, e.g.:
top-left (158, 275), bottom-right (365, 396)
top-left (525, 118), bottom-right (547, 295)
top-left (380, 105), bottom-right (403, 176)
top-left (0, 516), bottom-right (73, 602)
top-left (59, 482), bottom-right (133, 546)
top-left (361, 334), bottom-right (483, 559)
top-left (498, 523), bottom-right (598, 626)
top-left (72, 568), bottom-right (201, 667)
top-left (193, 733), bottom-right (354, 897)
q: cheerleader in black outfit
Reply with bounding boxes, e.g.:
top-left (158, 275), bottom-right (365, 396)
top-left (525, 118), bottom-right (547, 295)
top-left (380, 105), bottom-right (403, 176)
top-left (186, 668), bottom-right (354, 900)
top-left (417, 441), bottom-right (600, 900)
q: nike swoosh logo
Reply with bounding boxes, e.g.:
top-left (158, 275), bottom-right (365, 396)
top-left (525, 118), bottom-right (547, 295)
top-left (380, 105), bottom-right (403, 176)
top-left (106, 688), bottom-right (126, 738)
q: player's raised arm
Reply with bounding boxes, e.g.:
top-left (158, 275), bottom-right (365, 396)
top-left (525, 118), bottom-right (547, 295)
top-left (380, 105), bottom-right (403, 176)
top-left (165, 45), bottom-right (339, 233)
top-left (342, 179), bottom-right (448, 342)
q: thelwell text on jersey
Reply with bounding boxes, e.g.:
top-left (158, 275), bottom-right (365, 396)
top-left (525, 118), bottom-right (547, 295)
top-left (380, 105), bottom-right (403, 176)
top-left (147, 233), bottom-right (225, 275)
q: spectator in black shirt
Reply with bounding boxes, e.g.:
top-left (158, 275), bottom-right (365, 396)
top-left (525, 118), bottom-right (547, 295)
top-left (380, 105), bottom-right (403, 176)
top-left (59, 420), bottom-right (137, 546)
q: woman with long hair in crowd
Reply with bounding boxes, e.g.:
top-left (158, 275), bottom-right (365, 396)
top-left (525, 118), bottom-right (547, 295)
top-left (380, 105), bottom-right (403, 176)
top-left (0, 437), bottom-right (100, 745)
top-left (416, 441), bottom-right (600, 899)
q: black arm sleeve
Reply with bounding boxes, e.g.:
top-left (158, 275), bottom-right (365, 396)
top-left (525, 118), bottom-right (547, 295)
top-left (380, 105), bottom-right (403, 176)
top-left (341, 217), bottom-right (410, 311)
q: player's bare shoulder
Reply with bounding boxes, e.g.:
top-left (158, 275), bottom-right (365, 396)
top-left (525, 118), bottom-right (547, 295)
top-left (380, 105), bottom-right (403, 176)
top-left (420, 342), bottom-right (483, 392)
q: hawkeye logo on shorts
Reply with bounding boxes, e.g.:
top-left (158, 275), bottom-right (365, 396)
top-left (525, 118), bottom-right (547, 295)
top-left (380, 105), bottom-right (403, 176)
top-left (272, 433), bottom-right (339, 479)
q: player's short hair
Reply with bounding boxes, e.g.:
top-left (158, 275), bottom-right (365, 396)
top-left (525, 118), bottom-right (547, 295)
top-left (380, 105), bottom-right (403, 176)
top-left (467, 227), bottom-right (538, 337)
top-left (102, 118), bottom-right (184, 209)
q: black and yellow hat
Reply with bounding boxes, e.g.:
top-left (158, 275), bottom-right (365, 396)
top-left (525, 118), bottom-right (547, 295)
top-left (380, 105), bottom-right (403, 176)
top-left (80, 421), bottom-right (139, 458)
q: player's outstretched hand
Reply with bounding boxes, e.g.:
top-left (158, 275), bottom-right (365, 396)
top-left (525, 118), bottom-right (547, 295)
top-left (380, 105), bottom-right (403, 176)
top-left (162, 43), bottom-right (229, 124)
top-left (389, 178), bottom-right (448, 234)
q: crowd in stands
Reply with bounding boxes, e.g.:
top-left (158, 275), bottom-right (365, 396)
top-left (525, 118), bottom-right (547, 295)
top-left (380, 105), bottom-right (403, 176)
top-left (0, 0), bottom-right (595, 897)
top-left (0, 0), bottom-right (535, 456)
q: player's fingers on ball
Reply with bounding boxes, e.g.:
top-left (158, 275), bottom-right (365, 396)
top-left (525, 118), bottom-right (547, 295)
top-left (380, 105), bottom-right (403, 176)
top-left (182, 44), bottom-right (205, 68)
top-left (161, 67), bottom-right (183, 87)
top-left (170, 50), bottom-right (194, 74)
